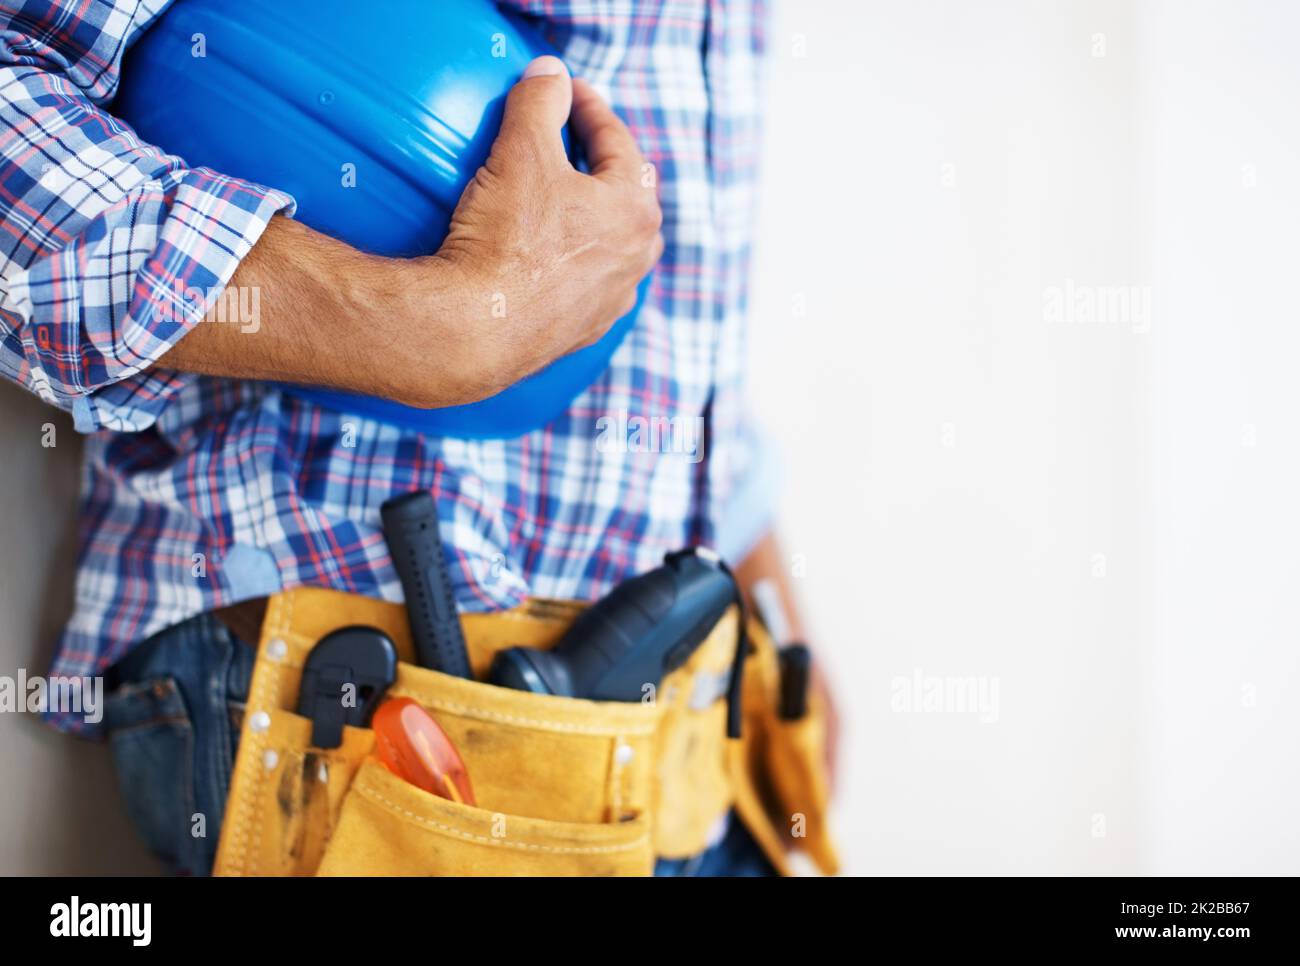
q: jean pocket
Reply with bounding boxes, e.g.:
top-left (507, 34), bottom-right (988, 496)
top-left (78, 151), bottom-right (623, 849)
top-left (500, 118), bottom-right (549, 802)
top-left (104, 677), bottom-right (197, 874)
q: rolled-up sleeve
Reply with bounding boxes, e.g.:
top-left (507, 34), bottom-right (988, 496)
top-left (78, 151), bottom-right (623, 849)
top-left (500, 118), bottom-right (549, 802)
top-left (0, 1), bottom-right (294, 432)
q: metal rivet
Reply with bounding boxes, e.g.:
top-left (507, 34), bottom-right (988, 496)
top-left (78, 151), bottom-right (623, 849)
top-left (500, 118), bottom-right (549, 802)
top-left (262, 749), bottom-right (279, 770)
top-left (318, 90), bottom-right (335, 105)
top-left (615, 743), bottom-right (635, 767)
top-left (250, 710), bottom-right (271, 733)
top-left (266, 637), bottom-right (287, 661)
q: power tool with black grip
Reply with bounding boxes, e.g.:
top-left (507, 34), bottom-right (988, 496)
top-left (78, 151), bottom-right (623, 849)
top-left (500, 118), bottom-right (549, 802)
top-left (489, 548), bottom-right (746, 735)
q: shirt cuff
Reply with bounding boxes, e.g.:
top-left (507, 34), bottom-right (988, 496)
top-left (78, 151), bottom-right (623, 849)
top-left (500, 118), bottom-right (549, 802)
top-left (71, 171), bottom-right (295, 432)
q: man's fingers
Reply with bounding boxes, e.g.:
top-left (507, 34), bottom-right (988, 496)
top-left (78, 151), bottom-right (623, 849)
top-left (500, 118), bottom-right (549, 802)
top-left (570, 77), bottom-right (644, 183)
top-left (495, 56), bottom-right (573, 167)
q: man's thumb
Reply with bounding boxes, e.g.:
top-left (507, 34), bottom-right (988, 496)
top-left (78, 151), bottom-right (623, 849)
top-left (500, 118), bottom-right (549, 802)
top-left (498, 56), bottom-right (572, 160)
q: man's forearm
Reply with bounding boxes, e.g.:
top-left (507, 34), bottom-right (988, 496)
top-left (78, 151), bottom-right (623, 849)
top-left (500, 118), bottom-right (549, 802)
top-left (734, 529), bottom-right (809, 643)
top-left (159, 216), bottom-right (425, 402)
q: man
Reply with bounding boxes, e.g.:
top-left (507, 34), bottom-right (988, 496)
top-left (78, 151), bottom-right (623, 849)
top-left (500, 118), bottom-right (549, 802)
top-left (0, 0), bottom-right (829, 874)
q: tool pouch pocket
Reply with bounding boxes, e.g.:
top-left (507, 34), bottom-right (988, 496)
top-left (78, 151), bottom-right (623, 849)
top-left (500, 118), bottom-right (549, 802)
top-left (723, 622), bottom-right (841, 877)
top-left (214, 586), bottom-right (837, 876)
top-left (214, 588), bottom-right (661, 876)
top-left (754, 694), bottom-right (840, 875)
top-left (318, 757), bottom-right (652, 876)
top-left (317, 656), bottom-right (660, 876)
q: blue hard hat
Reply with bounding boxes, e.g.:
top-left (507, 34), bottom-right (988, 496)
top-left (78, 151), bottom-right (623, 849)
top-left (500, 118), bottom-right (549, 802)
top-left (114, 0), bottom-right (647, 438)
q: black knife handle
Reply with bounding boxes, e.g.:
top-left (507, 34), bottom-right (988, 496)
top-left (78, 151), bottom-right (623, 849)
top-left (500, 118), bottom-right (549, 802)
top-left (381, 491), bottom-right (471, 678)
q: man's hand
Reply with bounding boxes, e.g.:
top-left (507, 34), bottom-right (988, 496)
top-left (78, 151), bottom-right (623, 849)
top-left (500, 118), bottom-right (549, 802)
top-left (417, 56), bottom-right (664, 405)
top-left (161, 56), bottom-right (662, 408)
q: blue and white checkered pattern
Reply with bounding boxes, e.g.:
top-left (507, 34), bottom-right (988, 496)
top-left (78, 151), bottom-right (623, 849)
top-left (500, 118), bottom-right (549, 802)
top-left (0, 0), bottom-right (773, 734)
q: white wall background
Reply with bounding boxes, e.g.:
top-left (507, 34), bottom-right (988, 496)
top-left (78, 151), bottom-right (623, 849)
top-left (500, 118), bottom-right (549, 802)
top-left (751, 0), bottom-right (1298, 874)
top-left (1136, 0), bottom-right (1300, 875)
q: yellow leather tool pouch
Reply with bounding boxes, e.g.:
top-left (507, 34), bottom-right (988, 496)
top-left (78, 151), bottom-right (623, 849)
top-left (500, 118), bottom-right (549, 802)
top-left (213, 586), bottom-right (837, 876)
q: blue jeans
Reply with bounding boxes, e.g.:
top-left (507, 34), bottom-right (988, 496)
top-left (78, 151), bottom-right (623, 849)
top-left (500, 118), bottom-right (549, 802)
top-left (104, 613), bottom-right (775, 877)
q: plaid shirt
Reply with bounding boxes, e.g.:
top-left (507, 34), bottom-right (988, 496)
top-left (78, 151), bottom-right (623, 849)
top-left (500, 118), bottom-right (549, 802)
top-left (0, 0), bottom-right (772, 734)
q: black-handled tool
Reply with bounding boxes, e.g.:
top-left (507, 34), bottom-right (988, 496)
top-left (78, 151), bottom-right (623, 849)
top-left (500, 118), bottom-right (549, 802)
top-left (297, 626), bottom-right (398, 748)
top-left (777, 643), bottom-right (812, 720)
top-left (751, 578), bottom-right (813, 721)
top-left (381, 491), bottom-right (471, 678)
top-left (489, 546), bottom-right (750, 736)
